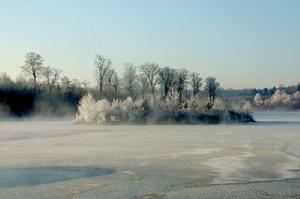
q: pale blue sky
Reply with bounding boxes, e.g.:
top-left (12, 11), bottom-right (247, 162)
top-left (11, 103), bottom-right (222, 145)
top-left (0, 0), bottom-right (299, 88)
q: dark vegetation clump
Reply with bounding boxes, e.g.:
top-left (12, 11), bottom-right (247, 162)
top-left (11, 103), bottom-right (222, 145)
top-left (0, 87), bottom-right (84, 117)
top-left (0, 88), bottom-right (35, 116)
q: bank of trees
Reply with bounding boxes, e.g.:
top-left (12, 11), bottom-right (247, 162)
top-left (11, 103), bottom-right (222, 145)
top-left (1, 52), bottom-right (222, 116)
top-left (254, 90), bottom-right (300, 110)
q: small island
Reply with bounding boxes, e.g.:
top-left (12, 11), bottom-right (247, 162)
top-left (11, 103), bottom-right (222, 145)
top-left (74, 55), bottom-right (255, 124)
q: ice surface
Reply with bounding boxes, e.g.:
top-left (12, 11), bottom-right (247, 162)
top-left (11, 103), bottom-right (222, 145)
top-left (0, 111), bottom-right (299, 198)
top-left (0, 166), bottom-right (115, 188)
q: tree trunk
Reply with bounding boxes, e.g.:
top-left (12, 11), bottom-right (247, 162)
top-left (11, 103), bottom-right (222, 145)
top-left (151, 86), bottom-right (155, 101)
top-left (99, 81), bottom-right (103, 99)
top-left (33, 76), bottom-right (37, 94)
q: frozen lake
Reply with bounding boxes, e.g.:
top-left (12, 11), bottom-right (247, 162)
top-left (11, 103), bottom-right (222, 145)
top-left (0, 111), bottom-right (300, 198)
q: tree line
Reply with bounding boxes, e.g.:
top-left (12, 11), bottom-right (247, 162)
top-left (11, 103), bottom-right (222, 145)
top-left (4, 51), bottom-right (299, 116)
top-left (93, 54), bottom-right (220, 106)
top-left (17, 52), bottom-right (220, 103)
top-left (0, 52), bottom-right (221, 116)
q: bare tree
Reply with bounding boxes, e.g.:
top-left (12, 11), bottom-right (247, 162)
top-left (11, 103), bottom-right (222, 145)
top-left (205, 76), bottom-right (220, 106)
top-left (95, 55), bottom-right (111, 98)
top-left (137, 74), bottom-right (149, 99)
top-left (174, 69), bottom-right (189, 102)
top-left (43, 66), bottom-right (62, 93)
top-left (105, 68), bottom-right (115, 97)
top-left (123, 63), bottom-right (137, 98)
top-left (112, 72), bottom-right (120, 99)
top-left (190, 72), bottom-right (202, 97)
top-left (21, 52), bottom-right (44, 92)
top-left (159, 67), bottom-right (175, 100)
top-left (140, 63), bottom-right (159, 101)
top-left (105, 68), bottom-right (116, 100)
top-left (106, 69), bottom-right (115, 87)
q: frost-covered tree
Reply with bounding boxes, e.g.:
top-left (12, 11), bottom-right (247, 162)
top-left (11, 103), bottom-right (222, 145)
top-left (75, 93), bottom-right (110, 124)
top-left (174, 69), bottom-right (189, 102)
top-left (205, 77), bottom-right (220, 106)
top-left (43, 66), bottom-right (62, 93)
top-left (267, 90), bottom-right (291, 107)
top-left (159, 67), bottom-right (175, 100)
top-left (190, 72), bottom-right (202, 97)
top-left (123, 63), bottom-right (137, 98)
top-left (253, 90), bottom-right (300, 109)
top-left (212, 98), bottom-right (225, 110)
top-left (21, 52), bottom-right (44, 92)
top-left (140, 63), bottom-right (159, 101)
top-left (95, 55), bottom-right (112, 98)
top-left (254, 93), bottom-right (264, 107)
top-left (242, 101), bottom-right (252, 113)
top-left (137, 74), bottom-right (149, 99)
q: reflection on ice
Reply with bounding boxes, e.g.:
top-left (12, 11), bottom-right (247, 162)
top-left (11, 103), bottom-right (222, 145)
top-left (0, 166), bottom-right (115, 188)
